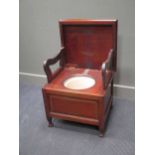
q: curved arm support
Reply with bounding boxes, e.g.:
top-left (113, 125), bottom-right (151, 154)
top-left (101, 49), bottom-right (114, 89)
top-left (43, 47), bottom-right (65, 83)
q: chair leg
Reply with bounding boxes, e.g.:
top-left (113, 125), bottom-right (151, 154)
top-left (99, 124), bottom-right (105, 137)
top-left (110, 79), bottom-right (114, 109)
top-left (98, 99), bottom-right (105, 137)
top-left (48, 117), bottom-right (54, 127)
top-left (110, 97), bottom-right (113, 109)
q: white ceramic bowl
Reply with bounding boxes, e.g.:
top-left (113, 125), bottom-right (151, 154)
top-left (64, 76), bottom-right (95, 90)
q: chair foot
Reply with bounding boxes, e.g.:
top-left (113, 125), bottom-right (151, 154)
top-left (48, 123), bottom-right (54, 127)
top-left (48, 118), bottom-right (54, 127)
top-left (99, 125), bottom-right (105, 137)
top-left (99, 132), bottom-right (104, 137)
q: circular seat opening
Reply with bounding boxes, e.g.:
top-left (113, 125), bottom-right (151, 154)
top-left (64, 75), bottom-right (95, 90)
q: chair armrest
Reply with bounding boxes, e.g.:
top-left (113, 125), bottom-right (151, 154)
top-left (43, 47), bottom-right (65, 83)
top-left (101, 49), bottom-right (114, 89)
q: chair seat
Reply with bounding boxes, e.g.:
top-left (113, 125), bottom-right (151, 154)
top-left (43, 67), bottom-right (112, 99)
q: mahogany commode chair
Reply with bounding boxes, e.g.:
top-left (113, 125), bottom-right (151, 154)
top-left (42, 19), bottom-right (118, 137)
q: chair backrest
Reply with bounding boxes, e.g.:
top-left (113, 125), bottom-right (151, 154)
top-left (59, 19), bottom-right (118, 71)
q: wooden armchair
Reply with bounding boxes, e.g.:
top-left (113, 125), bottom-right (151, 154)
top-left (42, 19), bottom-right (117, 137)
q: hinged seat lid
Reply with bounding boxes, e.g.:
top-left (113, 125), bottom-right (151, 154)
top-left (59, 19), bottom-right (117, 71)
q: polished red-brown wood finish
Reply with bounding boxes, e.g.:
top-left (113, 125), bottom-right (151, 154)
top-left (42, 19), bottom-right (118, 137)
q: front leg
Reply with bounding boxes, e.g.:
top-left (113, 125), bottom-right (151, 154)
top-left (42, 89), bottom-right (54, 127)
